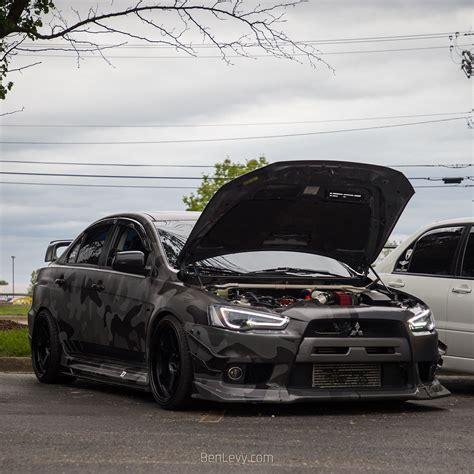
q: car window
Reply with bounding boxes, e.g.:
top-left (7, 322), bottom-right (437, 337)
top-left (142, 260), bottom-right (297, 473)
top-left (461, 229), bottom-right (474, 278)
top-left (394, 244), bottom-right (415, 273)
top-left (400, 226), bottom-right (464, 276)
top-left (155, 220), bottom-right (195, 268)
top-left (66, 239), bottom-right (82, 263)
top-left (76, 224), bottom-right (112, 266)
top-left (107, 225), bottom-right (148, 267)
top-left (155, 220), bottom-right (352, 276)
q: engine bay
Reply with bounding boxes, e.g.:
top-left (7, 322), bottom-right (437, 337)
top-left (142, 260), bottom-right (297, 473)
top-left (211, 284), bottom-right (407, 310)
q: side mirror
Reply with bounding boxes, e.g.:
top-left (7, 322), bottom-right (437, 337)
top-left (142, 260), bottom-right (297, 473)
top-left (45, 240), bottom-right (73, 262)
top-left (112, 251), bottom-right (146, 275)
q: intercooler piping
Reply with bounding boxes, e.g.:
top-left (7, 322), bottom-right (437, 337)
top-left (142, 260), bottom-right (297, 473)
top-left (211, 282), bottom-right (370, 293)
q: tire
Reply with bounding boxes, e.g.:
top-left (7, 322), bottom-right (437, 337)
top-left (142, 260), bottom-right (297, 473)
top-left (31, 310), bottom-right (72, 384)
top-left (149, 315), bottom-right (194, 410)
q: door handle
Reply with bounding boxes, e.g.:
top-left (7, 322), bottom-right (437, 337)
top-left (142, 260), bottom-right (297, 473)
top-left (90, 282), bottom-right (105, 292)
top-left (452, 286), bottom-right (472, 294)
top-left (388, 280), bottom-right (405, 288)
top-left (54, 278), bottom-right (66, 287)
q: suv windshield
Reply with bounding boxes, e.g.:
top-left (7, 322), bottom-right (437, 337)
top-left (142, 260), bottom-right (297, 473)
top-left (155, 220), bottom-right (353, 277)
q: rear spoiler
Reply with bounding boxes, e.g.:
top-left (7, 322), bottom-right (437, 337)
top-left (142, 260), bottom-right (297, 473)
top-left (45, 240), bottom-right (73, 262)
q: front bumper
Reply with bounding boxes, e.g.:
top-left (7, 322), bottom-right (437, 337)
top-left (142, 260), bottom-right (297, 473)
top-left (192, 378), bottom-right (449, 403)
top-left (184, 322), bottom-right (450, 403)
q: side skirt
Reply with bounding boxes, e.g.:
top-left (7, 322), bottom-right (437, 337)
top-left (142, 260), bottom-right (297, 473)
top-left (62, 354), bottom-right (150, 391)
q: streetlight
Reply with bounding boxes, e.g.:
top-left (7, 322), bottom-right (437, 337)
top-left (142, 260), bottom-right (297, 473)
top-left (11, 256), bottom-right (15, 299)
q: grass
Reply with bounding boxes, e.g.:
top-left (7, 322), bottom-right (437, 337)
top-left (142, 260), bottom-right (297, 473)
top-left (0, 328), bottom-right (31, 357)
top-left (0, 305), bottom-right (30, 316)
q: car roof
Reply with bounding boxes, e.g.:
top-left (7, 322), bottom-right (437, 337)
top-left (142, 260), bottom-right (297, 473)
top-left (414, 216), bottom-right (474, 230)
top-left (143, 211), bottom-right (201, 221)
top-left (91, 211), bottom-right (200, 227)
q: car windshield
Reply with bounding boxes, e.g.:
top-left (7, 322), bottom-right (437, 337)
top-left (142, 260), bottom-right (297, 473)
top-left (155, 220), bottom-right (353, 277)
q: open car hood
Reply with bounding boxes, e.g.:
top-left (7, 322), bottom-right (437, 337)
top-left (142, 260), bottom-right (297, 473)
top-left (176, 161), bottom-right (414, 272)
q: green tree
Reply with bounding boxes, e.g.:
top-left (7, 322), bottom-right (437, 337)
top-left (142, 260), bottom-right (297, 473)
top-left (183, 156), bottom-right (269, 211)
top-left (0, 279), bottom-right (8, 285)
top-left (27, 269), bottom-right (38, 295)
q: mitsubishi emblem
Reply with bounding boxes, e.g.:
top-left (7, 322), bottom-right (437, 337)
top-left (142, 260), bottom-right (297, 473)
top-left (349, 322), bottom-right (363, 337)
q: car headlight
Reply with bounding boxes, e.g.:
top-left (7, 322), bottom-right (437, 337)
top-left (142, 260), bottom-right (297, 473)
top-left (209, 305), bottom-right (289, 331)
top-left (408, 308), bottom-right (435, 334)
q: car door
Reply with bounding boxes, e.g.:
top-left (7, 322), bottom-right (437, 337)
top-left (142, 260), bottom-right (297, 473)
top-left (446, 226), bottom-right (474, 361)
top-left (97, 219), bottom-right (155, 364)
top-left (49, 235), bottom-right (85, 351)
top-left (383, 226), bottom-right (466, 340)
top-left (62, 222), bottom-right (116, 356)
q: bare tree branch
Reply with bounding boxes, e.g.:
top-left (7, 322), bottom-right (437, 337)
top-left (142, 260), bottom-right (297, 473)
top-left (8, 61), bottom-right (41, 72)
top-left (0, 105), bottom-right (24, 116)
top-left (0, 0), bottom-right (330, 99)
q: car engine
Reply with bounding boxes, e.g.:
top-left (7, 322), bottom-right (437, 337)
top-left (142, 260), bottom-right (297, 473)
top-left (211, 285), bottom-right (406, 310)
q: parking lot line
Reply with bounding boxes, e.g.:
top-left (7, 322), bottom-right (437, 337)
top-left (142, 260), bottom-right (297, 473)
top-left (199, 410), bottom-right (225, 423)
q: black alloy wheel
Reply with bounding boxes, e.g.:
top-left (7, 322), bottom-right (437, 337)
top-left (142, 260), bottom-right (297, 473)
top-left (150, 315), bottom-right (193, 409)
top-left (31, 311), bottom-right (73, 384)
top-left (32, 318), bottom-right (52, 377)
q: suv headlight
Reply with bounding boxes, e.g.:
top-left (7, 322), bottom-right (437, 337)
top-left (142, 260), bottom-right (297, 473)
top-left (408, 308), bottom-right (435, 334)
top-left (209, 305), bottom-right (290, 331)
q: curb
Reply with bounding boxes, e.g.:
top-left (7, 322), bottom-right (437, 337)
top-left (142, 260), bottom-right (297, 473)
top-left (0, 316), bottom-right (28, 325)
top-left (0, 357), bottom-right (32, 373)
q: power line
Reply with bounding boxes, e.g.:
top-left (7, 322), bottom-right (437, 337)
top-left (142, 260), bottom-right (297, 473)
top-left (388, 163), bottom-right (473, 168)
top-left (413, 185), bottom-right (474, 188)
top-left (0, 159), bottom-right (215, 168)
top-left (411, 176), bottom-right (473, 181)
top-left (0, 181), bottom-right (472, 190)
top-left (0, 117), bottom-right (468, 145)
top-left (14, 44), bottom-right (473, 59)
top-left (0, 181), bottom-right (196, 189)
top-left (21, 31), bottom-right (472, 49)
top-left (0, 159), bottom-right (472, 169)
top-left (0, 111), bottom-right (469, 128)
top-left (0, 171), bottom-right (214, 180)
top-left (0, 171), bottom-right (471, 181)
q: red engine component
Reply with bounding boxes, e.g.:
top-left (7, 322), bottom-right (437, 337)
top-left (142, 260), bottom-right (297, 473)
top-left (334, 291), bottom-right (353, 306)
top-left (278, 296), bottom-right (298, 306)
top-left (301, 289), bottom-right (312, 301)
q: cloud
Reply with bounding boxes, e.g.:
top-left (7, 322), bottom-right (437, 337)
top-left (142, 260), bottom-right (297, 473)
top-left (1, 0), bottom-right (472, 286)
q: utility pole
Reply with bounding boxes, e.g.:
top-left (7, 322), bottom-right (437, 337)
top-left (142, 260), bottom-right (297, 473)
top-left (11, 256), bottom-right (15, 299)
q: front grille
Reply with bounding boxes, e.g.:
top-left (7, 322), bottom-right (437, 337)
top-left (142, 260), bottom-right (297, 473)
top-left (305, 319), bottom-right (405, 338)
top-left (312, 363), bottom-right (381, 389)
top-left (365, 346), bottom-right (395, 354)
top-left (312, 347), bottom-right (349, 355)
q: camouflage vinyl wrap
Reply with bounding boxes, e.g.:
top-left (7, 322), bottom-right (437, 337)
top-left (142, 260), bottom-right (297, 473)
top-left (29, 212), bottom-right (449, 403)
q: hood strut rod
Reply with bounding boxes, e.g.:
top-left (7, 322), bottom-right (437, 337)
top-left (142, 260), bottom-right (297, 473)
top-left (369, 264), bottom-right (394, 296)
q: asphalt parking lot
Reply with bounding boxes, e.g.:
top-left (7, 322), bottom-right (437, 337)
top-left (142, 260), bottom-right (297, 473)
top-left (0, 374), bottom-right (473, 473)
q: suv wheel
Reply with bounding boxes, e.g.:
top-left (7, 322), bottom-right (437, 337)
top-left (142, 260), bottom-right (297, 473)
top-left (149, 315), bottom-right (193, 410)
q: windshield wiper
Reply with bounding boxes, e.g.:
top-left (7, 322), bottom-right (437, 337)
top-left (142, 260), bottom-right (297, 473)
top-left (188, 264), bottom-right (241, 275)
top-left (248, 267), bottom-right (345, 277)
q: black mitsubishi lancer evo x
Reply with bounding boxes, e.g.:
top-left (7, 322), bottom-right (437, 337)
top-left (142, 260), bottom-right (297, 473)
top-left (29, 161), bottom-right (449, 409)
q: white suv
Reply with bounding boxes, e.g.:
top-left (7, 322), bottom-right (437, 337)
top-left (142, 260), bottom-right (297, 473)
top-left (377, 218), bottom-right (474, 374)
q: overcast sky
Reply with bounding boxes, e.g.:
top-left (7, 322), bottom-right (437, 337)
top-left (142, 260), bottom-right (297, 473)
top-left (0, 0), bottom-right (472, 291)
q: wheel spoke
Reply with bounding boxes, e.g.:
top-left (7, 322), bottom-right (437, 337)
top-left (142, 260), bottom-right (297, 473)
top-left (40, 325), bottom-right (49, 344)
top-left (154, 324), bottom-right (182, 401)
top-left (33, 320), bottom-right (52, 377)
top-left (42, 351), bottom-right (50, 368)
top-left (159, 340), bottom-right (171, 354)
top-left (167, 369), bottom-right (176, 390)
